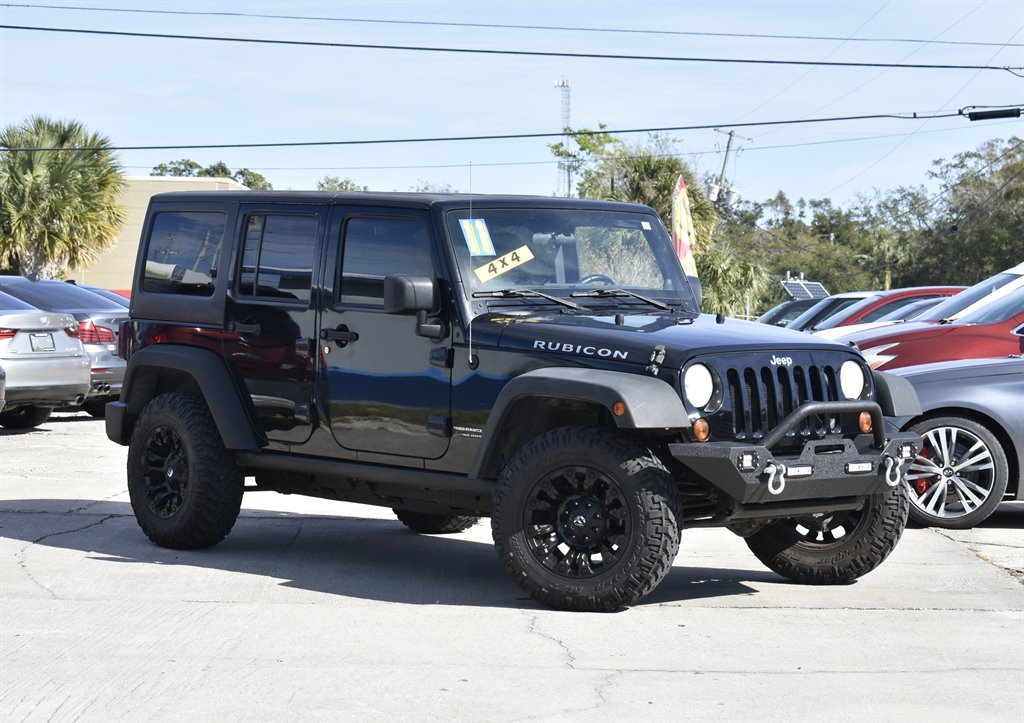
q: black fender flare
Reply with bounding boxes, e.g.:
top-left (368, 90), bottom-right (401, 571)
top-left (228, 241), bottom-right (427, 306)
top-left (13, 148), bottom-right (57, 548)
top-left (873, 370), bottom-right (922, 417)
top-left (116, 344), bottom-right (262, 449)
top-left (469, 368), bottom-right (688, 479)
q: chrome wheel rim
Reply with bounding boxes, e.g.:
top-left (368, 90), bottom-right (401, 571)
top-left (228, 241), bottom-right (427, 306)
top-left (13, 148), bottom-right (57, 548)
top-left (905, 426), bottom-right (995, 520)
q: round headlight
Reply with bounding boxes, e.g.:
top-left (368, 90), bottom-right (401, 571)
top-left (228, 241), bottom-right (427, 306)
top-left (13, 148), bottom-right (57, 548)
top-left (684, 363), bottom-right (715, 409)
top-left (839, 360), bottom-right (867, 399)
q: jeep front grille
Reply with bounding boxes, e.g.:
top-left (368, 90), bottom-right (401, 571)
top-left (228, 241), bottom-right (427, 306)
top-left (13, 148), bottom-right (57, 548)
top-left (724, 364), bottom-right (843, 444)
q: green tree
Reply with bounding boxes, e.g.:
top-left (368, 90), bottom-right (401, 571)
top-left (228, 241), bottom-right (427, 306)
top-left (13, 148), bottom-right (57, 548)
top-left (0, 116), bottom-right (127, 276)
top-left (409, 180), bottom-right (457, 193)
top-left (317, 175), bottom-right (367, 192)
top-left (912, 137), bottom-right (1024, 284)
top-left (151, 159), bottom-right (273, 190)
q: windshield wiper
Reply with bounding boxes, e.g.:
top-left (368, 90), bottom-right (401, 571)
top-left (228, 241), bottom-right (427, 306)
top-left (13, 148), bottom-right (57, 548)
top-left (473, 288), bottom-right (584, 311)
top-left (570, 287), bottom-right (674, 311)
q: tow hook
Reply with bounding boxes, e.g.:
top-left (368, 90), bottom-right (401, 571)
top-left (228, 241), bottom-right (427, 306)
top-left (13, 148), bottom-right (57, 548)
top-left (764, 463), bottom-right (787, 496)
top-left (883, 455), bottom-right (904, 487)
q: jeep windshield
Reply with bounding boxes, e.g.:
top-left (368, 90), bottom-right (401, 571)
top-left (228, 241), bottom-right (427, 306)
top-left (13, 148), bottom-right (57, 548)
top-left (446, 207), bottom-right (699, 314)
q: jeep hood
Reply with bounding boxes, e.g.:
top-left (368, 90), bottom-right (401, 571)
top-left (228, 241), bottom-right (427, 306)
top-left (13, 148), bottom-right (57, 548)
top-left (481, 312), bottom-right (861, 369)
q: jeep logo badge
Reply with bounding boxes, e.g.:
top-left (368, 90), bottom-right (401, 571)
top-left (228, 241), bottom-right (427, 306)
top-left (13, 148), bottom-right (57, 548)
top-left (770, 355), bottom-right (794, 366)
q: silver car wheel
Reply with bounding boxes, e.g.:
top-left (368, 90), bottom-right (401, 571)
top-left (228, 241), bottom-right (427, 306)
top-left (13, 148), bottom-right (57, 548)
top-left (905, 425), bottom-right (995, 519)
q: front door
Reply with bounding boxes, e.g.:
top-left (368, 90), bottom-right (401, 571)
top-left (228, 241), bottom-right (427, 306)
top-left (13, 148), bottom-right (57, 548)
top-left (318, 207), bottom-right (452, 460)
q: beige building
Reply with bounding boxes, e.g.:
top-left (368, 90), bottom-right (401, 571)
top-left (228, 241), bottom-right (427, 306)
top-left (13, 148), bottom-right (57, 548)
top-left (71, 175), bottom-right (246, 290)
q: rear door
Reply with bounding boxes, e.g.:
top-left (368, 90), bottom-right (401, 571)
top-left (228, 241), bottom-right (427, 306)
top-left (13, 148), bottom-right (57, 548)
top-left (318, 206), bottom-right (452, 462)
top-left (223, 204), bottom-right (324, 446)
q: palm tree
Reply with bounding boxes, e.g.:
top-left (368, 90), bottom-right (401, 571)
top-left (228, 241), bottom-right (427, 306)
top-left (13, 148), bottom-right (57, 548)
top-left (0, 116), bottom-right (126, 277)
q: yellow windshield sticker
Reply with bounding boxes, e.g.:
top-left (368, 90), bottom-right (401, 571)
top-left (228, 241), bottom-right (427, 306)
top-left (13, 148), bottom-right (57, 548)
top-left (474, 245), bottom-right (535, 282)
top-left (460, 218), bottom-right (496, 256)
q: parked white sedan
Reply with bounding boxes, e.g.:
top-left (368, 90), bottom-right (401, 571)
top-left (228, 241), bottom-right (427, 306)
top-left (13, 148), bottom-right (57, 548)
top-left (0, 291), bottom-right (91, 429)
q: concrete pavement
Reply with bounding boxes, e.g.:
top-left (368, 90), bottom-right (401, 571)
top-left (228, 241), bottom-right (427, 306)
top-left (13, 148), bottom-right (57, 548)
top-left (2, 413), bottom-right (1022, 722)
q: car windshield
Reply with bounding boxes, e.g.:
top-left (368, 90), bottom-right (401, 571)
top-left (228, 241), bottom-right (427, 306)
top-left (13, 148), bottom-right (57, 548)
top-left (923, 271), bottom-right (1019, 321)
top-left (874, 297), bottom-right (941, 322)
top-left (446, 207), bottom-right (698, 313)
top-left (957, 289), bottom-right (1023, 325)
top-left (810, 294), bottom-right (883, 330)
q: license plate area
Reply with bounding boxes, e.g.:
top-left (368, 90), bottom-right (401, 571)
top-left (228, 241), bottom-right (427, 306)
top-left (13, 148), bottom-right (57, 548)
top-left (30, 332), bottom-right (56, 352)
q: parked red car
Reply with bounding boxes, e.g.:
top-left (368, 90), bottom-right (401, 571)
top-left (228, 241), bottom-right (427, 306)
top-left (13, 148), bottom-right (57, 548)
top-left (810, 286), bottom-right (965, 331)
top-left (849, 290), bottom-right (1024, 370)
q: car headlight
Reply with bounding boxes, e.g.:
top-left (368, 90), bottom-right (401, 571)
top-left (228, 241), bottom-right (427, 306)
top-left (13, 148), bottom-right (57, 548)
top-left (839, 359), bottom-right (868, 399)
top-left (860, 343), bottom-right (899, 370)
top-left (684, 363), bottom-right (716, 409)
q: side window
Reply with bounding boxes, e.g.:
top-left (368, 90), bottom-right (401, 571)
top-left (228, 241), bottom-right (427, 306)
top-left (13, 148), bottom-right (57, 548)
top-left (143, 211), bottom-right (226, 296)
top-left (237, 214), bottom-right (318, 303)
top-left (340, 217), bottom-right (433, 306)
top-left (860, 295), bottom-right (936, 322)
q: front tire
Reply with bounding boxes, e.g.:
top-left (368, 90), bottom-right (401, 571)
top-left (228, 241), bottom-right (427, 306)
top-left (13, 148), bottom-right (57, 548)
top-left (904, 416), bottom-right (1008, 529)
top-left (393, 509), bottom-right (478, 534)
top-left (492, 426), bottom-right (681, 612)
top-left (745, 485), bottom-right (908, 584)
top-left (127, 393), bottom-right (243, 549)
top-left (0, 405), bottom-right (53, 429)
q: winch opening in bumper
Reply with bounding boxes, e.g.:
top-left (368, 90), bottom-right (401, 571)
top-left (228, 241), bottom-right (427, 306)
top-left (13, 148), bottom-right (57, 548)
top-left (669, 401), bottom-right (920, 506)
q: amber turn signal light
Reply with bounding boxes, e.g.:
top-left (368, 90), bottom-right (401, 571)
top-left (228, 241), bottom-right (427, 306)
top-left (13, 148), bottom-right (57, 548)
top-left (613, 401), bottom-right (626, 417)
top-left (693, 418), bottom-right (710, 442)
top-left (859, 412), bottom-right (873, 433)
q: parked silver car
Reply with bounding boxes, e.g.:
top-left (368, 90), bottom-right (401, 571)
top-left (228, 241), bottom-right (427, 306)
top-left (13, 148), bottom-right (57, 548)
top-left (0, 290), bottom-right (91, 429)
top-left (0, 277), bottom-right (128, 418)
top-left (891, 357), bottom-right (1024, 529)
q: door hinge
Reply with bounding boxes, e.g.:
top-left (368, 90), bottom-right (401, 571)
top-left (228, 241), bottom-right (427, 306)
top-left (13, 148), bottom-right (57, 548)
top-left (430, 346), bottom-right (454, 368)
top-left (428, 415), bottom-right (452, 438)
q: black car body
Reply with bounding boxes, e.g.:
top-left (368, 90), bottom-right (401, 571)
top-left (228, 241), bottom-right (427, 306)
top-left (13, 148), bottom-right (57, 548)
top-left (756, 298), bottom-right (818, 327)
top-left (106, 192), bottom-right (920, 611)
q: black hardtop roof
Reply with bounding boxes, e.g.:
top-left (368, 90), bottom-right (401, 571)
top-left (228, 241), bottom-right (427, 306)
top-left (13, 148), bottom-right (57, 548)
top-left (147, 190), bottom-right (657, 214)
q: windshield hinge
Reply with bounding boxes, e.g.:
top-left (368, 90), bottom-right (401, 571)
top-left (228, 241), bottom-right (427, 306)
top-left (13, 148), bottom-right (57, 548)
top-left (647, 345), bottom-right (667, 376)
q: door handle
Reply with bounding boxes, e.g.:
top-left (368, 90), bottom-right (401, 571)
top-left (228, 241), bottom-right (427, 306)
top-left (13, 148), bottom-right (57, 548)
top-left (228, 320), bottom-right (262, 335)
top-left (320, 326), bottom-right (359, 344)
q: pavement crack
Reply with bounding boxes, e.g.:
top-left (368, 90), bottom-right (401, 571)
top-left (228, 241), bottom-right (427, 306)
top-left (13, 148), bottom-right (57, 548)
top-left (525, 612), bottom-right (578, 670)
top-left (14, 514), bottom-right (121, 599)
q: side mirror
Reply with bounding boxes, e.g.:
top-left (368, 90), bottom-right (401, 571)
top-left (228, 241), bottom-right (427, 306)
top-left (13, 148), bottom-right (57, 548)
top-left (384, 275), bottom-right (436, 315)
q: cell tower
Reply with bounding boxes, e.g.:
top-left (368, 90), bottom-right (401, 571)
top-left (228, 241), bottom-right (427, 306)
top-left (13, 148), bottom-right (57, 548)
top-left (555, 79), bottom-right (572, 197)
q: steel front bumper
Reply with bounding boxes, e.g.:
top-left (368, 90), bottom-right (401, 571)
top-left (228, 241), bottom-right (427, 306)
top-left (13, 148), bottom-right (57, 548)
top-left (670, 400), bottom-right (920, 508)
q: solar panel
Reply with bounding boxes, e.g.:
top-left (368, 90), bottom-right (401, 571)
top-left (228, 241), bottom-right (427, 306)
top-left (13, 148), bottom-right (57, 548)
top-left (782, 280), bottom-right (829, 300)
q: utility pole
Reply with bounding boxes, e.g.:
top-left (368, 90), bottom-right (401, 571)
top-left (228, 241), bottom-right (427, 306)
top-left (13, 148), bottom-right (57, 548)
top-left (715, 130), bottom-right (735, 191)
top-left (555, 79), bottom-right (572, 197)
top-left (709, 128), bottom-right (752, 208)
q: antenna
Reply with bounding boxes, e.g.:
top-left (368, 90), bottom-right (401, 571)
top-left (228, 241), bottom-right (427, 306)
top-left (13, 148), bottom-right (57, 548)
top-left (555, 79), bottom-right (572, 197)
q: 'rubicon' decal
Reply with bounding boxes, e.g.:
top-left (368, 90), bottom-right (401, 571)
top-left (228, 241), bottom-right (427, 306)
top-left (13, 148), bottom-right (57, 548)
top-left (534, 340), bottom-right (629, 360)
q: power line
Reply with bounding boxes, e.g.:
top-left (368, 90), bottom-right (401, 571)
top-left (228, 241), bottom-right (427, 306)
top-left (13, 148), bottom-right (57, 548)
top-left (2, 3), bottom-right (1020, 48)
top-left (2, 25), bottom-right (1021, 74)
top-left (4, 109), bottom-right (995, 153)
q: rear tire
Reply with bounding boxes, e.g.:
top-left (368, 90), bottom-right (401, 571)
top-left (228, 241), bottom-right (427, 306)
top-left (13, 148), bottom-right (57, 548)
top-left (0, 405), bottom-right (53, 429)
top-left (127, 393), bottom-right (243, 549)
top-left (745, 485), bottom-right (908, 584)
top-left (492, 426), bottom-right (681, 612)
top-left (82, 398), bottom-right (108, 418)
top-left (393, 509), bottom-right (479, 534)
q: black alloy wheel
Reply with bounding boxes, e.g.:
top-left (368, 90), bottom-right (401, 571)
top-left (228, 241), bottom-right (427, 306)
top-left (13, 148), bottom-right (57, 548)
top-left (140, 424), bottom-right (190, 519)
top-left (522, 466), bottom-right (630, 578)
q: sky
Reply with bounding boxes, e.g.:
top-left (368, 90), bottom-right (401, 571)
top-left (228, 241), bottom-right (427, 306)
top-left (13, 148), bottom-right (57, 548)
top-left (1, 0), bottom-right (1022, 210)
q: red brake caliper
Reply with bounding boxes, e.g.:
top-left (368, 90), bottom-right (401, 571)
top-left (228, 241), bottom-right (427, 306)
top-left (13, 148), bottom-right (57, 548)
top-left (914, 446), bottom-right (933, 494)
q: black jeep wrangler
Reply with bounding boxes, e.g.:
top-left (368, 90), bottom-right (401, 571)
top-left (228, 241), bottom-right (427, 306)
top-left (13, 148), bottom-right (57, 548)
top-left (107, 191), bottom-right (921, 611)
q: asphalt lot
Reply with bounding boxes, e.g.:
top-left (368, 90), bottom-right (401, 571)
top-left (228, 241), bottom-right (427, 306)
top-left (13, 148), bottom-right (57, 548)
top-left (2, 412), bottom-right (1022, 723)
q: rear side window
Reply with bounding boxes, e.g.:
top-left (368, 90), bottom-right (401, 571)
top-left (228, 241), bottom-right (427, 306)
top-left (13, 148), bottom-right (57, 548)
top-left (237, 214), bottom-right (318, 303)
top-left (339, 217), bottom-right (433, 306)
top-left (143, 211), bottom-right (226, 296)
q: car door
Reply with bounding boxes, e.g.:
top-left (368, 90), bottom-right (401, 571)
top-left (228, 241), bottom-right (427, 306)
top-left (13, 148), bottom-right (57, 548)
top-left (318, 206), bottom-right (452, 462)
top-left (223, 204), bottom-right (323, 446)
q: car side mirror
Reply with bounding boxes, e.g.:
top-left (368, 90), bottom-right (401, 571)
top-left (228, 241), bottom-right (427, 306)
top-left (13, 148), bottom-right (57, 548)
top-left (384, 275), bottom-right (436, 315)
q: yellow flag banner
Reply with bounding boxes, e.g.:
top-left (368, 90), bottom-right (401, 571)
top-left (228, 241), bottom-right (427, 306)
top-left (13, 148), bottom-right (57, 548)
top-left (671, 175), bottom-right (698, 277)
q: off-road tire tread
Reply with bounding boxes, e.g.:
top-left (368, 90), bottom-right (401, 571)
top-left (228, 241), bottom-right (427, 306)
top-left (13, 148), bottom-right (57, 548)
top-left (492, 426), bottom-right (681, 612)
top-left (393, 509), bottom-right (479, 534)
top-left (127, 393), bottom-right (243, 550)
top-left (745, 485), bottom-right (908, 584)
